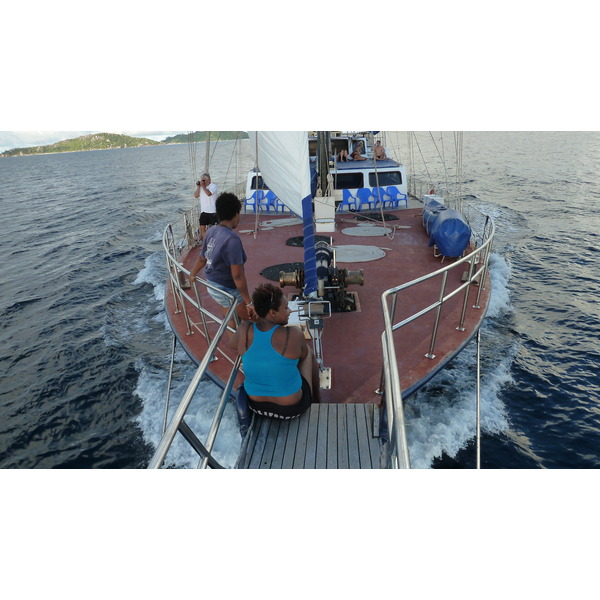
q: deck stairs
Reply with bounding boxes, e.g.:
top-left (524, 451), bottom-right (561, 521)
top-left (236, 402), bottom-right (383, 469)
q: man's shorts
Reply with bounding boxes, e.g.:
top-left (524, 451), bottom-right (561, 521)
top-left (206, 280), bottom-right (243, 308)
top-left (199, 212), bottom-right (218, 227)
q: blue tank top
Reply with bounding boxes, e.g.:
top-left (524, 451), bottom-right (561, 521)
top-left (242, 325), bottom-right (302, 397)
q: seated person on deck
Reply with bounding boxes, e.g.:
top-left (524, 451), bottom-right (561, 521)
top-left (374, 140), bottom-right (388, 160)
top-left (337, 149), bottom-right (349, 162)
top-left (350, 140), bottom-right (367, 161)
top-left (230, 283), bottom-right (321, 419)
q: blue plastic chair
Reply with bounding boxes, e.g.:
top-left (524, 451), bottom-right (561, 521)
top-left (274, 198), bottom-right (289, 213)
top-left (356, 188), bottom-right (377, 212)
top-left (244, 190), bottom-right (264, 213)
top-left (372, 187), bottom-right (387, 207)
top-left (265, 190), bottom-right (281, 212)
top-left (257, 190), bottom-right (272, 212)
top-left (338, 189), bottom-right (358, 212)
top-left (385, 186), bottom-right (408, 208)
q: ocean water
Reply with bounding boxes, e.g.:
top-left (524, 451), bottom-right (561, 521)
top-left (1, 133), bottom-right (599, 469)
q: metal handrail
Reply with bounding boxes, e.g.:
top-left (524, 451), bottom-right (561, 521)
top-left (147, 299), bottom-right (238, 468)
top-left (379, 213), bottom-right (495, 468)
top-left (147, 220), bottom-right (242, 469)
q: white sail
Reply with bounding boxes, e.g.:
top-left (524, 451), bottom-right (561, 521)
top-left (248, 131), bottom-right (311, 216)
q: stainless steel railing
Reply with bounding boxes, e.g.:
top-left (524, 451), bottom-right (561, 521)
top-left (148, 219), bottom-right (242, 469)
top-left (379, 213), bottom-right (495, 468)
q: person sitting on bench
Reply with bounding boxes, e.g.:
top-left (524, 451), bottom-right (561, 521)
top-left (231, 283), bottom-right (321, 419)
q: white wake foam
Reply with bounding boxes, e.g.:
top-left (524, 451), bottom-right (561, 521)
top-left (134, 358), bottom-right (242, 469)
top-left (133, 234), bottom-right (516, 469)
top-left (404, 252), bottom-right (515, 468)
top-left (132, 247), bottom-right (242, 468)
top-left (133, 251), bottom-right (165, 301)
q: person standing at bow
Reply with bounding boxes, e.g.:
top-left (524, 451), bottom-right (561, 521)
top-left (194, 172), bottom-right (218, 242)
top-left (189, 192), bottom-right (256, 324)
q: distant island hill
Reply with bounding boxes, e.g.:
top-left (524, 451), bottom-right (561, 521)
top-left (0, 132), bottom-right (249, 157)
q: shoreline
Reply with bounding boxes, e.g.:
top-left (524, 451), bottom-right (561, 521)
top-left (0, 142), bottom-right (187, 159)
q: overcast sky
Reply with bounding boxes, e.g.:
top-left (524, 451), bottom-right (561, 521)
top-left (1, 5), bottom-right (596, 156)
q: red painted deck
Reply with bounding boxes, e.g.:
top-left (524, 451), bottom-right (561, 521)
top-left (165, 208), bottom-right (490, 405)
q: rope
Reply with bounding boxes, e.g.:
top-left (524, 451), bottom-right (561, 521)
top-left (371, 147), bottom-right (396, 240)
top-left (252, 134), bottom-right (260, 238)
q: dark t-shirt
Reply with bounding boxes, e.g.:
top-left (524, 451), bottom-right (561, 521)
top-left (202, 225), bottom-right (247, 289)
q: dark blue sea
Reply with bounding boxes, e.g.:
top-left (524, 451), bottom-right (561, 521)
top-left (1, 133), bottom-right (599, 469)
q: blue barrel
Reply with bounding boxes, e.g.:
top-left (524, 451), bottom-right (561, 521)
top-left (422, 197), bottom-right (471, 257)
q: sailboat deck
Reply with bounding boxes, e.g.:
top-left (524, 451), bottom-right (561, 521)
top-left (166, 206), bottom-right (490, 406)
top-left (236, 403), bottom-right (381, 469)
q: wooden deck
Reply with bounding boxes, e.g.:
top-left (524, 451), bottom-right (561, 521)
top-left (236, 403), bottom-right (383, 469)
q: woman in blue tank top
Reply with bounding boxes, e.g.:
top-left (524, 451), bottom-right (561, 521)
top-left (230, 283), bottom-right (321, 419)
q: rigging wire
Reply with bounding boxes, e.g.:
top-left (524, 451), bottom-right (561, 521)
top-left (454, 132), bottom-right (465, 215)
top-left (428, 131), bottom-right (452, 204)
top-left (411, 132), bottom-right (435, 195)
top-left (188, 131), bottom-right (198, 184)
top-left (370, 142), bottom-right (395, 240)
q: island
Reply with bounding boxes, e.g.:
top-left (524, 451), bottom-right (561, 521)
top-left (0, 131), bottom-right (249, 157)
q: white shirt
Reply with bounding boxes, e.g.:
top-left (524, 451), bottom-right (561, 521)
top-left (199, 182), bottom-right (218, 213)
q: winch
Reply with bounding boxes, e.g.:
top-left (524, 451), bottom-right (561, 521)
top-left (279, 240), bottom-right (364, 312)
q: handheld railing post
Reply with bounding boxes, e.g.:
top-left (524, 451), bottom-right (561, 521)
top-left (425, 270), bottom-right (448, 359)
top-left (457, 252), bottom-right (477, 331)
top-left (184, 213), bottom-right (195, 248)
top-left (148, 301), bottom-right (238, 469)
top-left (474, 237), bottom-right (492, 309)
top-left (199, 354), bottom-right (243, 469)
top-left (381, 291), bottom-right (411, 469)
top-left (191, 278), bottom-right (213, 346)
top-left (166, 226), bottom-right (182, 314)
top-left (476, 329), bottom-right (481, 469)
top-left (162, 335), bottom-right (177, 435)
top-left (176, 266), bottom-right (194, 336)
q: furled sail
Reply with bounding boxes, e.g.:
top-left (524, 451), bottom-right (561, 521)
top-left (249, 131), bottom-right (317, 296)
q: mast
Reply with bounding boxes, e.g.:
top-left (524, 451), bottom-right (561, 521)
top-left (204, 131), bottom-right (211, 173)
top-left (316, 131), bottom-right (331, 195)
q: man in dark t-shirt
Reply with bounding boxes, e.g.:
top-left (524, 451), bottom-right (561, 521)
top-left (188, 192), bottom-right (256, 323)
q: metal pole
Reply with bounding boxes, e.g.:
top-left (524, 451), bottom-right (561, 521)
top-left (457, 254), bottom-right (477, 331)
top-left (476, 329), bottom-right (481, 469)
top-left (204, 132), bottom-right (211, 173)
top-left (162, 335), bottom-right (177, 435)
top-left (425, 270), bottom-right (448, 359)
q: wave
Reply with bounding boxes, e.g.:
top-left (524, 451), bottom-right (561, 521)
top-left (131, 245), bottom-right (243, 468)
top-left (404, 251), bottom-right (515, 468)
top-left (133, 251), bottom-right (166, 302)
top-left (133, 357), bottom-right (242, 468)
